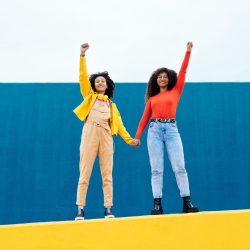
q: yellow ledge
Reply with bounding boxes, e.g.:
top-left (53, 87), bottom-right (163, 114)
top-left (1, 210), bottom-right (250, 250)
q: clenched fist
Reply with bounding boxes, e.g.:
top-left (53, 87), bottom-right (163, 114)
top-left (80, 43), bottom-right (90, 56)
top-left (187, 41), bottom-right (193, 52)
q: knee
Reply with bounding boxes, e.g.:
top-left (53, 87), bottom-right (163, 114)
top-left (173, 165), bottom-right (187, 175)
top-left (152, 169), bottom-right (163, 177)
top-left (101, 168), bottom-right (112, 181)
top-left (101, 167), bottom-right (113, 179)
top-left (102, 175), bottom-right (113, 186)
top-left (78, 173), bottom-right (90, 185)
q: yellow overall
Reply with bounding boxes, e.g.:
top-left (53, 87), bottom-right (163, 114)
top-left (76, 99), bottom-right (113, 207)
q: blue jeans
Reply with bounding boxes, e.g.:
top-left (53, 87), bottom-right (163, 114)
top-left (147, 121), bottom-right (190, 198)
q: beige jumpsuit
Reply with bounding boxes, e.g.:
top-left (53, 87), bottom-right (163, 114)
top-left (76, 99), bottom-right (113, 207)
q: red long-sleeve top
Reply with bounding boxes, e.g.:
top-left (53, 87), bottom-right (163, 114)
top-left (135, 51), bottom-right (191, 139)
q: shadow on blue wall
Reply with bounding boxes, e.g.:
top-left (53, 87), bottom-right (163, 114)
top-left (0, 82), bottom-right (249, 224)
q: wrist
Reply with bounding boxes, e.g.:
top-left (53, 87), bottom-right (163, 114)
top-left (80, 53), bottom-right (85, 57)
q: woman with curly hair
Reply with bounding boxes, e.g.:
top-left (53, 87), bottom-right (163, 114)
top-left (74, 43), bottom-right (139, 220)
top-left (134, 42), bottom-right (199, 214)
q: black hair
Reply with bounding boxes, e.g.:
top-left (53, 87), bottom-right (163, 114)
top-left (145, 67), bottom-right (177, 101)
top-left (89, 71), bottom-right (115, 99)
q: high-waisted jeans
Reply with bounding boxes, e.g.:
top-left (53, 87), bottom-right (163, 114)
top-left (147, 121), bottom-right (190, 198)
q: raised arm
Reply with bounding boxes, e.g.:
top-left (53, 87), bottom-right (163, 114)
top-left (135, 99), bottom-right (152, 139)
top-left (175, 42), bottom-right (193, 94)
top-left (79, 43), bottom-right (94, 98)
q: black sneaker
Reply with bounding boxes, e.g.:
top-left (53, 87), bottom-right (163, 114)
top-left (75, 208), bottom-right (85, 220)
top-left (104, 207), bottom-right (115, 219)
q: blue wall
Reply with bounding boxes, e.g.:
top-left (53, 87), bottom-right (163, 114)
top-left (0, 83), bottom-right (249, 225)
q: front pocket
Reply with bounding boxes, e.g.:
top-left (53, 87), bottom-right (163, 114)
top-left (170, 123), bottom-right (177, 127)
top-left (149, 122), bottom-right (155, 128)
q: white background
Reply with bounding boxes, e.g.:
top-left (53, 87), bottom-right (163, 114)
top-left (1, 0), bottom-right (249, 82)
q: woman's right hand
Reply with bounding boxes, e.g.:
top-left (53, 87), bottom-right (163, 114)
top-left (80, 43), bottom-right (90, 56)
top-left (130, 138), bottom-right (141, 147)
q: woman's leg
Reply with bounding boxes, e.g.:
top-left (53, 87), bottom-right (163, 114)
top-left (99, 127), bottom-right (114, 208)
top-left (76, 124), bottom-right (99, 207)
top-left (147, 122), bottom-right (165, 198)
top-left (164, 124), bottom-right (190, 198)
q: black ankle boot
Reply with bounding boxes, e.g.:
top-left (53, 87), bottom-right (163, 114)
top-left (182, 196), bottom-right (199, 213)
top-left (151, 198), bottom-right (164, 215)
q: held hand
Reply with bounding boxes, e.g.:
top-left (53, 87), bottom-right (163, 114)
top-left (130, 138), bottom-right (141, 147)
top-left (80, 43), bottom-right (90, 56)
top-left (187, 41), bottom-right (193, 52)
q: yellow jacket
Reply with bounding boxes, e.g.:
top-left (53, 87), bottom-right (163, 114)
top-left (73, 56), bottom-right (133, 144)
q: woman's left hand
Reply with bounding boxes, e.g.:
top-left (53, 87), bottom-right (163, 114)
top-left (187, 41), bottom-right (193, 52)
top-left (130, 139), bottom-right (141, 147)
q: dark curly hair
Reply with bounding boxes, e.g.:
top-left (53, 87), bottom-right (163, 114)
top-left (145, 67), bottom-right (177, 101)
top-left (89, 71), bottom-right (115, 99)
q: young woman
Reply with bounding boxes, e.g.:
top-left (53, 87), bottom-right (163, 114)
top-left (134, 42), bottom-right (199, 214)
top-left (74, 43), bottom-right (139, 220)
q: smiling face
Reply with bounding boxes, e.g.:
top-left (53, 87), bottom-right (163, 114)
top-left (94, 76), bottom-right (108, 94)
top-left (157, 72), bottom-right (169, 89)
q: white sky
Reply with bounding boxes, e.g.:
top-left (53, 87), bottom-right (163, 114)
top-left (0, 0), bottom-right (250, 82)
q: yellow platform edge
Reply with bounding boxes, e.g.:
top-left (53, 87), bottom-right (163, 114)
top-left (1, 209), bottom-right (250, 250)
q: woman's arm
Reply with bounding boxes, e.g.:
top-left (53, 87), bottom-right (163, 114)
top-left (174, 42), bottom-right (193, 94)
top-left (79, 43), bottom-right (94, 98)
top-left (117, 111), bottom-right (134, 144)
top-left (113, 105), bottom-right (139, 146)
top-left (135, 99), bottom-right (152, 139)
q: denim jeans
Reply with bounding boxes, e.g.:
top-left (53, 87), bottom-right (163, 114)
top-left (147, 121), bottom-right (190, 198)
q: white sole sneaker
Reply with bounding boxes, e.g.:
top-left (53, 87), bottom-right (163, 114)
top-left (105, 215), bottom-right (115, 219)
top-left (75, 217), bottom-right (85, 221)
